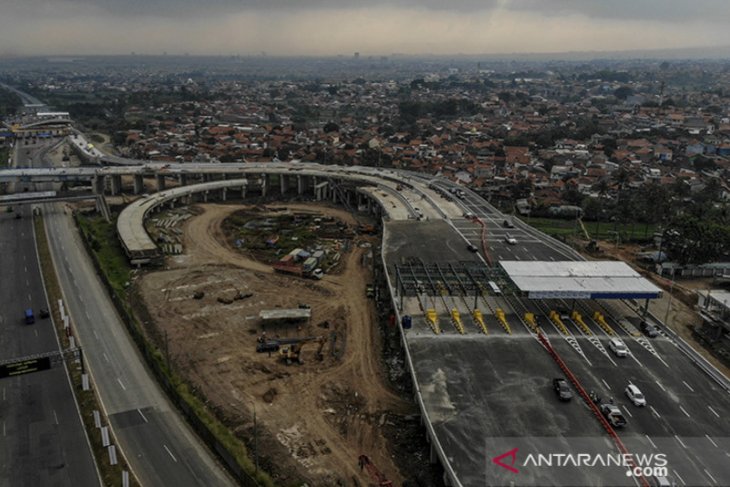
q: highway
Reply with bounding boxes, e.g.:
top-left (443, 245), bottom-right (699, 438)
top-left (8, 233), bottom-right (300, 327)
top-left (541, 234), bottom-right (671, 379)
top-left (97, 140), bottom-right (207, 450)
top-left (0, 138), bottom-right (99, 486)
top-left (42, 205), bottom-right (235, 486)
top-left (403, 179), bottom-right (730, 486)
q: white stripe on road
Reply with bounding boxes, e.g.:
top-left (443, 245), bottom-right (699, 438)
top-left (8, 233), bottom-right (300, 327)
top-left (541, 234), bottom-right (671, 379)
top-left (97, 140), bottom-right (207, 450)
top-left (674, 435), bottom-right (688, 449)
top-left (137, 409), bottom-right (148, 423)
top-left (601, 379), bottom-right (611, 390)
top-left (706, 435), bottom-right (719, 448)
top-left (655, 380), bottom-right (666, 392)
top-left (649, 406), bottom-right (661, 419)
top-left (682, 381), bottom-right (694, 392)
top-left (645, 435), bottom-right (657, 449)
top-left (673, 470), bottom-right (686, 486)
top-left (708, 405), bottom-right (720, 418)
top-left (116, 378), bottom-right (126, 391)
top-left (163, 444), bottom-right (178, 463)
top-left (679, 405), bottom-right (691, 418)
top-left (102, 352), bottom-right (110, 363)
top-left (705, 469), bottom-right (717, 485)
top-left (622, 406), bottom-right (633, 418)
top-left (53, 409), bottom-right (59, 425)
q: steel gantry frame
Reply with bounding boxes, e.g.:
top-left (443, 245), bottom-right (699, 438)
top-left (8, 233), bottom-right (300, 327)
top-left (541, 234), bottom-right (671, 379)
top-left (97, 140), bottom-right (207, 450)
top-left (394, 260), bottom-right (513, 299)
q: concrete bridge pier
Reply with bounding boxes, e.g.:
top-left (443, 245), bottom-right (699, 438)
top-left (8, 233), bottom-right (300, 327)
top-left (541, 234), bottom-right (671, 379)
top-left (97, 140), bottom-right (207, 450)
top-left (92, 174), bottom-right (105, 195)
top-left (241, 184), bottom-right (247, 199)
top-left (203, 190), bottom-right (209, 202)
top-left (221, 187), bottom-right (227, 201)
top-left (156, 174), bottom-right (166, 191)
top-left (314, 181), bottom-right (328, 201)
top-left (202, 173), bottom-right (211, 183)
top-left (133, 175), bottom-right (144, 194)
top-left (280, 174), bottom-right (288, 195)
top-left (110, 175), bottom-right (122, 195)
top-left (297, 175), bottom-right (304, 195)
top-left (261, 174), bottom-right (269, 197)
top-left (179, 173), bottom-right (188, 186)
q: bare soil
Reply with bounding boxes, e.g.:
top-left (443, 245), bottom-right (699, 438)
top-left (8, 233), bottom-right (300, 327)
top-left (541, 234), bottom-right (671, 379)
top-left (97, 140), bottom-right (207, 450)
top-left (136, 203), bottom-right (426, 486)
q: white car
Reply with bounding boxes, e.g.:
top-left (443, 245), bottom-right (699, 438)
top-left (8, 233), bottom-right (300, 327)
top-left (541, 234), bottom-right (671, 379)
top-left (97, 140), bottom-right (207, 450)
top-left (608, 338), bottom-right (629, 357)
top-left (625, 384), bottom-right (646, 407)
top-left (505, 235), bottom-right (517, 245)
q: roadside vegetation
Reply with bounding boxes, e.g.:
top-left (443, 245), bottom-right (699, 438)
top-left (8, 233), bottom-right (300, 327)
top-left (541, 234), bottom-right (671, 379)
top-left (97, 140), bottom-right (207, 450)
top-left (34, 211), bottom-right (138, 487)
top-left (0, 88), bottom-right (22, 117)
top-left (75, 211), bottom-right (274, 487)
top-left (520, 216), bottom-right (658, 243)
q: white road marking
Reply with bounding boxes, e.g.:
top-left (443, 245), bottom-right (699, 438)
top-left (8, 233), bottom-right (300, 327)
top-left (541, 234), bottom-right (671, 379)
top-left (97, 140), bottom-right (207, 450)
top-left (25, 279), bottom-right (29, 286)
top-left (2, 421), bottom-right (4, 436)
top-left (2, 388), bottom-right (4, 401)
top-left (623, 406), bottom-right (633, 418)
top-left (137, 409), bottom-right (149, 423)
top-left (682, 381), bottom-right (694, 392)
top-left (116, 378), bottom-right (126, 391)
top-left (93, 330), bottom-right (99, 339)
top-left (679, 405), bottom-right (691, 418)
top-left (34, 329), bottom-right (38, 337)
top-left (649, 406), bottom-right (661, 419)
top-left (85, 311), bottom-right (91, 320)
top-left (673, 470), bottom-right (686, 486)
top-left (674, 435), bottom-right (688, 449)
top-left (28, 294), bottom-right (32, 302)
top-left (163, 444), bottom-right (178, 463)
top-left (601, 379), bottom-right (611, 390)
top-left (706, 435), bottom-right (719, 448)
top-left (645, 435), bottom-right (657, 449)
top-left (708, 405), bottom-right (720, 418)
top-left (655, 380), bottom-right (666, 392)
top-left (705, 469), bottom-right (717, 484)
top-left (53, 410), bottom-right (59, 425)
top-left (102, 352), bottom-right (110, 363)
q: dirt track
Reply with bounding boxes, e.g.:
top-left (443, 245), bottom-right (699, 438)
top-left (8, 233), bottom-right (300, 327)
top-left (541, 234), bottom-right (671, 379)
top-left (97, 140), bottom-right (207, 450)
top-left (138, 203), bottom-right (412, 485)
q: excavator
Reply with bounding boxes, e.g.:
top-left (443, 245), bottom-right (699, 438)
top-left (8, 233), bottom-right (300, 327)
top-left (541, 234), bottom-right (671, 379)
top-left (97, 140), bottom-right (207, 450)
top-left (255, 334), bottom-right (326, 365)
top-left (279, 336), bottom-right (326, 365)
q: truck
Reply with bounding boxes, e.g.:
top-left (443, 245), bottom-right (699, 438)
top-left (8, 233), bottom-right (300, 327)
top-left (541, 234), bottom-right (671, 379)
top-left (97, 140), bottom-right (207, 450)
top-left (302, 257), bottom-right (318, 273)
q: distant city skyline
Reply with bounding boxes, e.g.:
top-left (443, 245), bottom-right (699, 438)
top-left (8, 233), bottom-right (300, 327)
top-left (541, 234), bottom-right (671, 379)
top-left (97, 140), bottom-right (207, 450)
top-left (2, 0), bottom-right (730, 57)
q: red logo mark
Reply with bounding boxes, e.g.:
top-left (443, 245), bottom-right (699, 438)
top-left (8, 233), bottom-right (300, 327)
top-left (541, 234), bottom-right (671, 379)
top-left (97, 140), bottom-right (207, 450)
top-left (492, 448), bottom-right (519, 474)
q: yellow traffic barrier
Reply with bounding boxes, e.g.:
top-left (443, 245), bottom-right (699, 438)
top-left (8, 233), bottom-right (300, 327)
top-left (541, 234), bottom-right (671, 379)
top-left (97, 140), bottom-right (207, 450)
top-left (495, 308), bottom-right (512, 334)
top-left (426, 308), bottom-right (441, 334)
top-left (524, 312), bottom-right (539, 333)
top-left (451, 308), bottom-right (466, 334)
top-left (571, 310), bottom-right (592, 335)
top-left (592, 311), bottom-right (615, 336)
top-left (548, 310), bottom-right (569, 335)
top-left (472, 309), bottom-right (488, 334)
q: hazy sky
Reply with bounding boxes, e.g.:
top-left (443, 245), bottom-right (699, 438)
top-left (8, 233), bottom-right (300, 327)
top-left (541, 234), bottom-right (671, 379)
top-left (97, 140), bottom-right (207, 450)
top-left (2, 0), bottom-right (730, 56)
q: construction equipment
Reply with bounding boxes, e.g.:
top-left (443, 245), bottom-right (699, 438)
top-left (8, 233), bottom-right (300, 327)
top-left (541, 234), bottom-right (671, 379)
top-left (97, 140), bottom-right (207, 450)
top-left (358, 454), bottom-right (393, 487)
top-left (279, 336), bottom-right (326, 365)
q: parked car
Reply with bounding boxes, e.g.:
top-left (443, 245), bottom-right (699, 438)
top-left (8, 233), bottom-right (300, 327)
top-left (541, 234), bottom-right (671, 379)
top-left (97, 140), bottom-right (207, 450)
top-left (640, 321), bottom-right (659, 338)
top-left (625, 384), bottom-right (647, 407)
top-left (553, 378), bottom-right (573, 401)
top-left (608, 338), bottom-right (629, 357)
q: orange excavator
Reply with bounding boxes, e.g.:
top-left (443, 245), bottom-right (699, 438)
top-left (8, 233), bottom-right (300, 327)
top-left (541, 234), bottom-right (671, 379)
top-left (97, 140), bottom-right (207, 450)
top-left (358, 455), bottom-right (393, 487)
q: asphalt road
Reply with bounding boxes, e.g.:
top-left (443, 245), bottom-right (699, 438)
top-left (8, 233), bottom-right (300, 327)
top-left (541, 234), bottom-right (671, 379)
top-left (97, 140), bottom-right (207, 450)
top-left (42, 204), bottom-right (235, 487)
top-left (0, 138), bottom-right (99, 486)
top-left (386, 179), bottom-right (730, 486)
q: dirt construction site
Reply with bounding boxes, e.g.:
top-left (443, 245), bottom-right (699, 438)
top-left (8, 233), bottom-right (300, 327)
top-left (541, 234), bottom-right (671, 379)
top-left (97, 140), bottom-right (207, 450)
top-left (134, 202), bottom-right (436, 486)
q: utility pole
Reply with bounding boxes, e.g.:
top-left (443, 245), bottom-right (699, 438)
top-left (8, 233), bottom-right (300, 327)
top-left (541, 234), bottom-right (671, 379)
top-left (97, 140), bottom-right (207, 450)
top-left (663, 268), bottom-right (676, 327)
